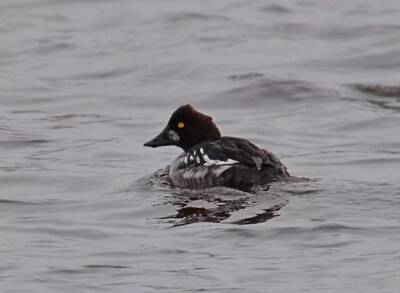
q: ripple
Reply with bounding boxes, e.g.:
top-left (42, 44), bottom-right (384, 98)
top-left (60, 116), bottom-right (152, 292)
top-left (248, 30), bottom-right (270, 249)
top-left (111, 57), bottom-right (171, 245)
top-left (311, 223), bottom-right (364, 232)
top-left (12, 226), bottom-right (115, 240)
top-left (0, 198), bottom-right (74, 207)
top-left (164, 12), bottom-right (231, 24)
top-left (351, 83), bottom-right (400, 98)
top-left (67, 67), bottom-right (134, 81)
top-left (228, 72), bottom-right (264, 81)
top-left (0, 139), bottom-right (52, 149)
top-left (46, 264), bottom-right (129, 276)
top-left (349, 83), bottom-right (400, 112)
top-left (83, 264), bottom-right (130, 269)
top-left (0, 199), bottom-right (39, 205)
top-left (206, 78), bottom-right (337, 108)
top-left (28, 42), bottom-right (75, 55)
top-left (260, 4), bottom-right (292, 14)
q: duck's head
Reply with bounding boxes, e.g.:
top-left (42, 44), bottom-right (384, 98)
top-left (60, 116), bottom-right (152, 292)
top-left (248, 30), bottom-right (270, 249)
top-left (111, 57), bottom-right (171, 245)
top-left (144, 104), bottom-right (221, 151)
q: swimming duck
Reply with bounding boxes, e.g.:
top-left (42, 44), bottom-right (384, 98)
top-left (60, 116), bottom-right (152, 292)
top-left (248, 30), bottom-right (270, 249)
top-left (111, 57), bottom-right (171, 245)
top-left (144, 104), bottom-right (291, 190)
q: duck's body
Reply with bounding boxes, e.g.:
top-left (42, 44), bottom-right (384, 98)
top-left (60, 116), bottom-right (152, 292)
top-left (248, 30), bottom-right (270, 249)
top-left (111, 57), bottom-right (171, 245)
top-left (144, 105), bottom-right (293, 190)
top-left (169, 136), bottom-right (289, 189)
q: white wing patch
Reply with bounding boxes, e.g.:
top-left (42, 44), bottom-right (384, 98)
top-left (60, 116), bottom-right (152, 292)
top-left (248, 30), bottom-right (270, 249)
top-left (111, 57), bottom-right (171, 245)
top-left (202, 154), bottom-right (239, 166)
top-left (183, 149), bottom-right (239, 166)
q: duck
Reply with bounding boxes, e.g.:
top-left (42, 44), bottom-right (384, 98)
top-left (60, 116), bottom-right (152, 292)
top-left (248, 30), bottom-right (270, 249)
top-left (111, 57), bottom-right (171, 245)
top-left (144, 104), bottom-right (292, 190)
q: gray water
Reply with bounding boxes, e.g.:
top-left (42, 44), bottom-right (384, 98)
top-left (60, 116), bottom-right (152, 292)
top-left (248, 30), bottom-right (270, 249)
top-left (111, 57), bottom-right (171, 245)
top-left (1, 0), bottom-right (400, 292)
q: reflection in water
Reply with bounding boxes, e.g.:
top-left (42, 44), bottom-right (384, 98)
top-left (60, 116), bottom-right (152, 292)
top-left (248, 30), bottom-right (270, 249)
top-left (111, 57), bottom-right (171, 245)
top-left (139, 168), bottom-right (288, 226)
top-left (159, 190), bottom-right (288, 227)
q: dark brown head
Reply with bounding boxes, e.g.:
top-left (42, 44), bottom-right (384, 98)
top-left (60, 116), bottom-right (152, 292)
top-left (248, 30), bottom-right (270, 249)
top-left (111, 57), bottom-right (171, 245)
top-left (144, 104), bottom-right (221, 151)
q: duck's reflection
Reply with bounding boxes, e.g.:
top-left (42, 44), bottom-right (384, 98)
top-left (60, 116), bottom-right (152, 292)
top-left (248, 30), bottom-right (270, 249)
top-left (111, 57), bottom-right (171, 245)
top-left (158, 187), bottom-right (288, 226)
top-left (140, 167), bottom-right (288, 226)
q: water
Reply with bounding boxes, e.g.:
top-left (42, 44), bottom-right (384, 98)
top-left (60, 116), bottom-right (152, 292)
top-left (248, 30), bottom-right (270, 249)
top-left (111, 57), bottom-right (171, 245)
top-left (1, 0), bottom-right (400, 292)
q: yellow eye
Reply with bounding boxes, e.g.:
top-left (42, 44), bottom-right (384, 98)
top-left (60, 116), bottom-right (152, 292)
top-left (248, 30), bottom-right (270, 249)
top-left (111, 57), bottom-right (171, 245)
top-left (178, 122), bottom-right (185, 128)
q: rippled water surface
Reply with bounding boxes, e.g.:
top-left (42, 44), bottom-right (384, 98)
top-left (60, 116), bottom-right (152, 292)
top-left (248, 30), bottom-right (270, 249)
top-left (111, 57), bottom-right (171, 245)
top-left (1, 0), bottom-right (400, 292)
